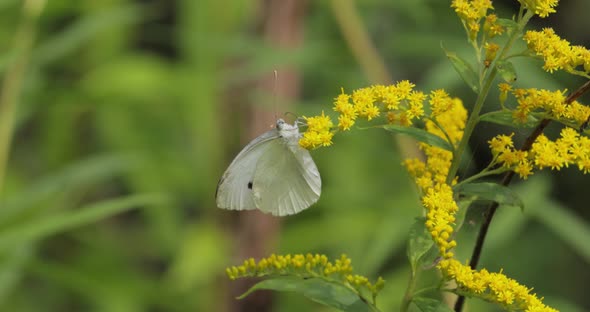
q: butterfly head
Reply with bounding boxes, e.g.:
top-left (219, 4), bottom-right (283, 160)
top-left (276, 118), bottom-right (300, 139)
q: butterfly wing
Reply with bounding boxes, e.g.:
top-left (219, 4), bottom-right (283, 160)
top-left (252, 140), bottom-right (321, 216)
top-left (216, 129), bottom-right (280, 211)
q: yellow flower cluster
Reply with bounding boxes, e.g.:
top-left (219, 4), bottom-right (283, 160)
top-left (405, 97), bottom-right (467, 258)
top-left (439, 259), bottom-right (558, 312)
top-left (400, 93), bottom-right (557, 311)
top-left (300, 82), bottom-right (461, 150)
top-left (299, 111), bottom-right (334, 149)
top-left (517, 0), bottom-right (559, 18)
top-left (490, 128), bottom-right (590, 176)
top-left (510, 87), bottom-right (590, 127)
top-left (405, 96), bottom-right (467, 191)
top-left (451, 0), bottom-right (494, 39)
top-left (297, 83), bottom-right (558, 311)
top-left (422, 184), bottom-right (459, 258)
top-left (333, 80), bottom-right (422, 131)
top-left (489, 133), bottom-right (534, 179)
top-left (226, 253), bottom-right (385, 298)
top-left (523, 28), bottom-right (590, 75)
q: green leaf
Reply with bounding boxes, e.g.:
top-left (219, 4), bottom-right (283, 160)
top-left (407, 218), bottom-right (435, 273)
top-left (0, 194), bottom-right (168, 251)
top-left (413, 297), bottom-right (454, 312)
top-left (495, 18), bottom-right (518, 31)
top-left (381, 125), bottom-right (453, 152)
top-left (479, 111), bottom-right (539, 128)
top-left (441, 43), bottom-right (479, 93)
top-left (454, 182), bottom-right (524, 210)
top-left (496, 60), bottom-right (517, 82)
top-left (237, 276), bottom-right (371, 312)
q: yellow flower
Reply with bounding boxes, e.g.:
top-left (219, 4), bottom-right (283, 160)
top-left (492, 127), bottom-right (590, 177)
top-left (438, 259), bottom-right (558, 312)
top-left (299, 111), bottom-right (334, 149)
top-left (451, 0), bottom-right (494, 39)
top-left (489, 133), bottom-right (514, 155)
top-left (429, 89), bottom-right (454, 117)
top-left (517, 0), bottom-right (559, 18)
top-left (407, 91), bottom-right (426, 120)
top-left (484, 42), bottom-right (500, 65)
top-left (508, 87), bottom-right (590, 128)
top-left (483, 14), bottom-right (504, 37)
top-left (524, 28), bottom-right (590, 75)
top-left (338, 114), bottom-right (355, 131)
top-left (226, 253), bottom-right (385, 299)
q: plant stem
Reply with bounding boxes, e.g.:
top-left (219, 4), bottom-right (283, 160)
top-left (453, 79), bottom-right (590, 312)
top-left (400, 269), bottom-right (419, 312)
top-left (446, 11), bottom-right (533, 184)
top-left (450, 11), bottom-right (534, 312)
top-left (453, 166), bottom-right (507, 188)
top-left (0, 0), bottom-right (46, 198)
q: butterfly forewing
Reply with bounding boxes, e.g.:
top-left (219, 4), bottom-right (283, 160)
top-left (216, 130), bottom-right (280, 211)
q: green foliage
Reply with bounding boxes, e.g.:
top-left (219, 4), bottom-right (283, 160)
top-left (238, 277), bottom-right (374, 312)
top-left (454, 182), bottom-right (524, 210)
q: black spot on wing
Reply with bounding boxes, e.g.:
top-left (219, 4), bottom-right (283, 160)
top-left (247, 181), bottom-right (253, 189)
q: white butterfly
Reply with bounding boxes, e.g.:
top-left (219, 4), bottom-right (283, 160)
top-left (216, 119), bottom-right (321, 216)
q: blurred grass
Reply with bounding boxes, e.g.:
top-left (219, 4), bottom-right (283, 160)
top-left (0, 1), bottom-right (587, 311)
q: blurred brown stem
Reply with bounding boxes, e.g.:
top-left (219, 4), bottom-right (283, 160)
top-left (454, 79), bottom-right (590, 312)
top-left (0, 0), bottom-right (46, 198)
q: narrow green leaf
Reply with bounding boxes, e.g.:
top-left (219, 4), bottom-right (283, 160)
top-left (0, 246), bottom-right (32, 304)
top-left (479, 111), bottom-right (538, 128)
top-left (454, 182), bottom-right (524, 210)
top-left (381, 125), bottom-right (453, 152)
top-left (0, 154), bottom-right (138, 223)
top-left (413, 297), bottom-right (454, 312)
top-left (237, 276), bottom-right (371, 312)
top-left (407, 218), bottom-right (434, 273)
top-left (0, 194), bottom-right (168, 251)
top-left (496, 60), bottom-right (517, 82)
top-left (441, 43), bottom-right (479, 93)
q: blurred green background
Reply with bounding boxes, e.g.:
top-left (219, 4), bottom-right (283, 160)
top-left (0, 0), bottom-right (588, 311)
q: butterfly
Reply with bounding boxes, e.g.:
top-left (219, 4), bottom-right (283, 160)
top-left (216, 119), bottom-right (321, 216)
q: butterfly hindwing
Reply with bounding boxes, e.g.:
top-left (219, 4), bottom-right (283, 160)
top-left (252, 139), bottom-right (321, 216)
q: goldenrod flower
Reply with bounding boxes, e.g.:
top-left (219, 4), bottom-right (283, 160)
top-left (490, 127), bottom-right (590, 178)
top-left (439, 259), bottom-right (558, 312)
top-left (451, 0), bottom-right (494, 39)
top-left (510, 88), bottom-right (590, 127)
top-left (517, 0), bottom-right (559, 18)
top-left (483, 14), bottom-right (504, 37)
top-left (299, 111), bottom-right (334, 149)
top-left (489, 133), bottom-right (514, 156)
top-left (524, 28), bottom-right (590, 75)
top-left (226, 253), bottom-right (385, 300)
top-left (484, 42), bottom-right (500, 66)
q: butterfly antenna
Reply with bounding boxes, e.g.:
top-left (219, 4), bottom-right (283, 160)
top-left (284, 112), bottom-right (304, 126)
top-left (273, 70), bottom-right (279, 122)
